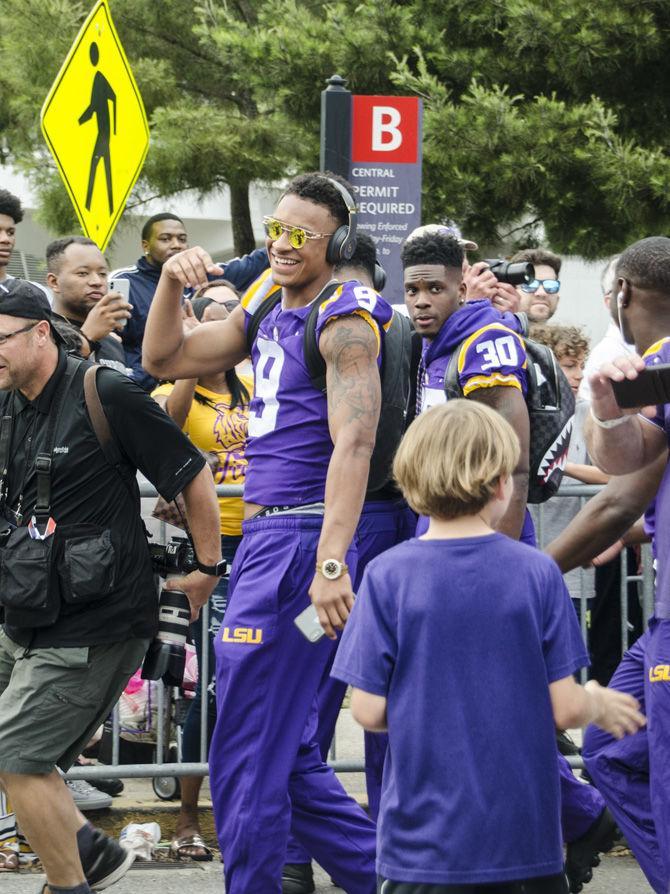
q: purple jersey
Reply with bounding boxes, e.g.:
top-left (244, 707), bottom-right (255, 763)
top-left (419, 300), bottom-right (528, 413)
top-left (241, 271), bottom-right (392, 505)
top-left (643, 337), bottom-right (670, 615)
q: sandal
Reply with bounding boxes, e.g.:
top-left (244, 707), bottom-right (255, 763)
top-left (169, 833), bottom-right (213, 862)
top-left (0, 848), bottom-right (19, 872)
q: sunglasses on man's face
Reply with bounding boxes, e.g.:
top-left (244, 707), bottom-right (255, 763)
top-left (263, 217), bottom-right (334, 251)
top-left (520, 278), bottom-right (561, 295)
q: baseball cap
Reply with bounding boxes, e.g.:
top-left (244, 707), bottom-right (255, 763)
top-left (406, 222), bottom-right (478, 252)
top-left (0, 279), bottom-right (66, 344)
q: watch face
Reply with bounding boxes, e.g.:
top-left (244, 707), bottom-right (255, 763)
top-left (323, 560), bottom-right (341, 579)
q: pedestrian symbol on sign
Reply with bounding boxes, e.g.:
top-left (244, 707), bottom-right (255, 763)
top-left (40, 0), bottom-right (149, 252)
top-left (79, 41), bottom-right (117, 216)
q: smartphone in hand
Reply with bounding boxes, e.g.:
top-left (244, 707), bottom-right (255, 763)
top-left (612, 363), bottom-right (670, 408)
top-left (294, 603), bottom-right (326, 643)
top-left (108, 277), bottom-right (131, 329)
top-left (109, 277), bottom-right (130, 301)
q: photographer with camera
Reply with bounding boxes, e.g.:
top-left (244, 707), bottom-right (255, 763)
top-left (510, 247), bottom-right (563, 323)
top-left (0, 280), bottom-right (222, 894)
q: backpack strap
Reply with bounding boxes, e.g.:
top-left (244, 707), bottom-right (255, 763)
top-left (245, 290), bottom-right (283, 355)
top-left (513, 311), bottom-right (530, 338)
top-left (32, 357), bottom-right (82, 529)
top-left (444, 344), bottom-right (463, 401)
top-left (303, 280), bottom-right (353, 393)
top-left (83, 365), bottom-right (136, 505)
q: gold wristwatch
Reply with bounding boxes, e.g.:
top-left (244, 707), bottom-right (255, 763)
top-left (316, 559), bottom-right (349, 581)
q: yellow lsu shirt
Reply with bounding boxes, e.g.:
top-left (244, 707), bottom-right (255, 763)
top-left (153, 379), bottom-right (253, 535)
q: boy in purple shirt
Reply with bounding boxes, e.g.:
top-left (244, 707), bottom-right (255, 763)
top-left (333, 400), bottom-right (645, 893)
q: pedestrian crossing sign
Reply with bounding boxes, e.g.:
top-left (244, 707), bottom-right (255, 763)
top-left (40, 0), bottom-right (150, 252)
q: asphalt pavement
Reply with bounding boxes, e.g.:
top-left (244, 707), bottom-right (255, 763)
top-left (10, 855), bottom-right (654, 893)
top-left (7, 709), bottom-right (654, 893)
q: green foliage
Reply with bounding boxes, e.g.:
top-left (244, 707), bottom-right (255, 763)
top-left (2, 0), bottom-right (670, 256)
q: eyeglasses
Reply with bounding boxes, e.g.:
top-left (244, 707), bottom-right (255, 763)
top-left (0, 321), bottom-right (38, 345)
top-left (520, 279), bottom-right (561, 294)
top-left (263, 217), bottom-right (334, 250)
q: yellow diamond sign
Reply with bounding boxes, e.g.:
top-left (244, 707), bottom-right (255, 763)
top-left (40, 0), bottom-right (149, 252)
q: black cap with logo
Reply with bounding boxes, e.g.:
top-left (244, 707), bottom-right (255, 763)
top-left (0, 279), bottom-right (65, 345)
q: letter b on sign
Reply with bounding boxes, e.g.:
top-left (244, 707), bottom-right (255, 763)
top-left (352, 95), bottom-right (419, 164)
top-left (372, 106), bottom-right (402, 152)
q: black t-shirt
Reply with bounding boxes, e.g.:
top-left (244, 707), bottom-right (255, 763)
top-left (1, 351), bottom-right (205, 647)
top-left (54, 312), bottom-right (128, 374)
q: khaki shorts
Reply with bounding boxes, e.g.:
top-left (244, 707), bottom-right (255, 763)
top-left (0, 628), bottom-right (149, 775)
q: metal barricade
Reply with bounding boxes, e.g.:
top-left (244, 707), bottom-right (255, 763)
top-left (65, 483), bottom-right (656, 784)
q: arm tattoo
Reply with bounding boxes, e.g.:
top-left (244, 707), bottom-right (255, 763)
top-left (322, 317), bottom-right (381, 432)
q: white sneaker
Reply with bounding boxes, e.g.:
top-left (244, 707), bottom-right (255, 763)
top-left (65, 778), bottom-right (113, 811)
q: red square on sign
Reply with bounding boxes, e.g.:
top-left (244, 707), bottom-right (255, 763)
top-left (351, 95), bottom-right (419, 164)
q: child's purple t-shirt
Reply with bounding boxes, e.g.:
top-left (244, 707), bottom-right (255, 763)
top-left (332, 533), bottom-right (588, 885)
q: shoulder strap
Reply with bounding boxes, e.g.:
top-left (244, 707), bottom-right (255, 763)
top-left (444, 342), bottom-right (463, 401)
top-left (303, 281), bottom-right (349, 393)
top-left (33, 356), bottom-right (82, 527)
top-left (513, 311), bottom-right (529, 338)
top-left (245, 290), bottom-right (283, 354)
top-left (83, 365), bottom-right (135, 503)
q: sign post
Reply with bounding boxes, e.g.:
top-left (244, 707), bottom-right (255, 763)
top-left (320, 76), bottom-right (423, 303)
top-left (41, 0), bottom-right (149, 251)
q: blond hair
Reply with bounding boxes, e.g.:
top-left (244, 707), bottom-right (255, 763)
top-left (393, 400), bottom-right (520, 519)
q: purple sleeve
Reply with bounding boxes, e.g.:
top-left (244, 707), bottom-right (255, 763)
top-left (314, 280), bottom-right (393, 352)
top-left (331, 566), bottom-right (397, 696)
top-left (541, 559), bottom-right (590, 682)
top-left (643, 344), bottom-right (670, 428)
top-left (456, 324), bottom-right (528, 397)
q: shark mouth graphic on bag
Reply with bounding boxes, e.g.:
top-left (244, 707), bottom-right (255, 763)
top-left (537, 416), bottom-right (574, 484)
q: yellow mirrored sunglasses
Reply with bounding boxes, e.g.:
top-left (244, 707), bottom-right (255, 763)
top-left (263, 216), bottom-right (335, 250)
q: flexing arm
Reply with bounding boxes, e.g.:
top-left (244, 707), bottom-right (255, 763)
top-left (469, 385), bottom-right (530, 539)
top-left (309, 315), bottom-right (381, 639)
top-left (586, 354), bottom-right (666, 473)
top-left (143, 247), bottom-right (249, 380)
top-left (546, 450), bottom-right (666, 572)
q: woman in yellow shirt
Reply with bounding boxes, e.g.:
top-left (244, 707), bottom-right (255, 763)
top-left (153, 289), bottom-right (252, 860)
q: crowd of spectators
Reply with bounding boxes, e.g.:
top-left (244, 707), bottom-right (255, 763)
top-left (0, 178), bottom-right (665, 894)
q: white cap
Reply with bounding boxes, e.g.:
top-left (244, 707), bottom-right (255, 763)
top-left (405, 222), bottom-right (478, 252)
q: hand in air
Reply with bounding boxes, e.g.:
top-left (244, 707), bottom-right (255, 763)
top-left (163, 247), bottom-right (223, 290)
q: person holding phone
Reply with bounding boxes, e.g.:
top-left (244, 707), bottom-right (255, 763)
top-left (46, 236), bottom-right (131, 375)
top-left (582, 235), bottom-right (670, 894)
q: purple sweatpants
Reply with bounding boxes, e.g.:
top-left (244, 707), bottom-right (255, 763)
top-left (583, 619), bottom-right (670, 894)
top-left (209, 514), bottom-right (377, 894)
top-left (285, 501), bottom-right (416, 865)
